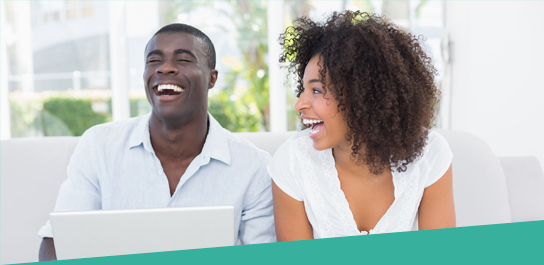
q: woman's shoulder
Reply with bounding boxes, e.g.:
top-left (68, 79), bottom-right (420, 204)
top-left (427, 130), bottom-right (449, 146)
top-left (269, 128), bottom-right (322, 177)
top-left (422, 130), bottom-right (452, 160)
top-left (274, 129), bottom-right (313, 154)
top-left (416, 130), bottom-right (453, 187)
top-left (400, 130), bottom-right (452, 175)
top-left (268, 129), bottom-right (313, 201)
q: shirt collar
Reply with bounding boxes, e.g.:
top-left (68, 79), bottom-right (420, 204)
top-left (201, 113), bottom-right (231, 165)
top-left (128, 112), bottom-right (154, 153)
top-left (128, 112), bottom-right (231, 165)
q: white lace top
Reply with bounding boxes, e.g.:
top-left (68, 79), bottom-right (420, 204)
top-left (267, 129), bottom-right (453, 239)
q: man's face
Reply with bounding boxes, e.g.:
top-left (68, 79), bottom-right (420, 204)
top-left (143, 32), bottom-right (217, 122)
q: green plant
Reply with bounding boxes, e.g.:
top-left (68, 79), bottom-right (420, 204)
top-left (9, 98), bottom-right (44, 137)
top-left (42, 97), bottom-right (111, 136)
top-left (208, 69), bottom-right (263, 132)
top-left (130, 97), bottom-right (151, 118)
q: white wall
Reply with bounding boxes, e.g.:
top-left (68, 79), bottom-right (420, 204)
top-left (1, 1), bottom-right (11, 140)
top-left (31, 1), bottom-right (110, 52)
top-left (445, 1), bottom-right (544, 167)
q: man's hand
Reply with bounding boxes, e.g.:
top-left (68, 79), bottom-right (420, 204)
top-left (39, 238), bottom-right (57, 261)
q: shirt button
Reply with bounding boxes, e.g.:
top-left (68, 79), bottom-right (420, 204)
top-left (158, 170), bottom-right (163, 175)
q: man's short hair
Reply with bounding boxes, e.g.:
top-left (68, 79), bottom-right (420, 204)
top-left (152, 23), bottom-right (216, 69)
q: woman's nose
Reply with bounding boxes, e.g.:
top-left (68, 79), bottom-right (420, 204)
top-left (295, 90), bottom-right (310, 112)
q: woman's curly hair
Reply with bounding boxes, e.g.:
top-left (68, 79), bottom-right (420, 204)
top-left (279, 11), bottom-right (439, 175)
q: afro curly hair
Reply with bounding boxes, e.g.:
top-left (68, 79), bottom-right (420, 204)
top-left (279, 11), bottom-right (440, 175)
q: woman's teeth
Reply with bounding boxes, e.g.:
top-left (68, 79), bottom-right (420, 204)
top-left (157, 84), bottom-right (183, 92)
top-left (303, 119), bottom-right (324, 137)
top-left (309, 122), bottom-right (324, 138)
top-left (303, 119), bottom-right (323, 125)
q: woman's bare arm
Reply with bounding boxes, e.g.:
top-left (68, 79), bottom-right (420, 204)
top-left (418, 164), bottom-right (456, 230)
top-left (272, 180), bottom-right (314, 241)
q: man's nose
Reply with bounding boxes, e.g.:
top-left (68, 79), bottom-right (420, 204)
top-left (156, 61), bottom-right (178, 75)
top-left (295, 90), bottom-right (310, 112)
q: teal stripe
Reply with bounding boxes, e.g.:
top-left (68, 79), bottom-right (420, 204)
top-left (23, 220), bottom-right (544, 265)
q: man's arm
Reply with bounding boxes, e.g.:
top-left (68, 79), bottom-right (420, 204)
top-left (37, 128), bottom-right (102, 259)
top-left (39, 238), bottom-right (57, 261)
top-left (238, 162), bottom-right (277, 244)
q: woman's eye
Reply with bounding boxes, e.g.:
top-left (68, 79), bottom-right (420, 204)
top-left (312, 88), bottom-right (322, 94)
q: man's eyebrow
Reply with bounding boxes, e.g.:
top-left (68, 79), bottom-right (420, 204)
top-left (173, 49), bottom-right (197, 58)
top-left (146, 50), bottom-right (163, 59)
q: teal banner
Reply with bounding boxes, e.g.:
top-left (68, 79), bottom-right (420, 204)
top-left (24, 220), bottom-right (544, 265)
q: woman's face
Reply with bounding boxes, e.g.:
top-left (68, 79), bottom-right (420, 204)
top-left (295, 55), bottom-right (350, 151)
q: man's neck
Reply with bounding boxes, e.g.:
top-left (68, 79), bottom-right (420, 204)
top-left (148, 112), bottom-right (209, 160)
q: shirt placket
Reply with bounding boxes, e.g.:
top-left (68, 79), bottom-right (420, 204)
top-left (167, 154), bottom-right (211, 206)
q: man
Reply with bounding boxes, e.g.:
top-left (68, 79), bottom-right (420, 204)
top-left (38, 24), bottom-right (275, 261)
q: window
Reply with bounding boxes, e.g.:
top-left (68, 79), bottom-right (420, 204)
top-left (1, 0), bottom-right (444, 138)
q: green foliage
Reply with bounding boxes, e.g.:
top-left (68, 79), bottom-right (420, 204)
top-left (42, 97), bottom-right (111, 136)
top-left (9, 94), bottom-right (152, 138)
top-left (130, 97), bottom-right (151, 118)
top-left (9, 98), bottom-right (45, 137)
top-left (9, 90), bottom-right (267, 137)
top-left (217, 0), bottom-right (270, 131)
top-left (208, 69), bottom-right (263, 132)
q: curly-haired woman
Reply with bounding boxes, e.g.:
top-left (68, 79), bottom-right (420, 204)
top-left (267, 11), bottom-right (455, 240)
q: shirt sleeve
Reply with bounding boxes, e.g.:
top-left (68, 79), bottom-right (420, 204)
top-left (267, 138), bottom-right (304, 201)
top-left (238, 153), bottom-right (276, 244)
top-left (425, 131), bottom-right (454, 188)
top-left (37, 128), bottom-right (102, 238)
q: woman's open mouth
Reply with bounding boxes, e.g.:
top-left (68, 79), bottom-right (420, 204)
top-left (303, 118), bottom-right (324, 139)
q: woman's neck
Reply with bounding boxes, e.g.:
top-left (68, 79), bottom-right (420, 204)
top-left (332, 144), bottom-right (387, 178)
top-left (332, 144), bottom-right (364, 173)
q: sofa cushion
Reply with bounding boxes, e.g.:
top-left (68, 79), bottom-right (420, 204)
top-left (436, 129), bottom-right (512, 227)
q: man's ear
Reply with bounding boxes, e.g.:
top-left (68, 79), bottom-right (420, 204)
top-left (208, 70), bottom-right (218, 89)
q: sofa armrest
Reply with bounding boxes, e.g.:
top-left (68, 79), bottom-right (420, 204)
top-left (499, 156), bottom-right (544, 222)
top-left (0, 137), bottom-right (79, 264)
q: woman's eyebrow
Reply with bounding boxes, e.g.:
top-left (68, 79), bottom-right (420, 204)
top-left (307, 79), bottom-right (322, 84)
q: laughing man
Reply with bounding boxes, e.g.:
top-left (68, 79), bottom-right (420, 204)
top-left (38, 24), bottom-right (276, 261)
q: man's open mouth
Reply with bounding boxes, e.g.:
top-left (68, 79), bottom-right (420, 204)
top-left (154, 84), bottom-right (184, 96)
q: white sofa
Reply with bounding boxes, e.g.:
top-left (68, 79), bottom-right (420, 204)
top-left (2, 130), bottom-right (544, 264)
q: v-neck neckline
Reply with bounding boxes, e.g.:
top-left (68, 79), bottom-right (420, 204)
top-left (326, 148), bottom-right (399, 235)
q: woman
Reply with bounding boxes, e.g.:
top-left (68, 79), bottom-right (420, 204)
top-left (268, 11), bottom-right (455, 240)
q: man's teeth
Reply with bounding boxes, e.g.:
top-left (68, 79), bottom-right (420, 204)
top-left (303, 119), bottom-right (323, 125)
top-left (157, 84), bottom-right (183, 92)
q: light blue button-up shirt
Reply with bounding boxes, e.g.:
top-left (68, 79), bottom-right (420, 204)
top-left (38, 113), bottom-right (276, 244)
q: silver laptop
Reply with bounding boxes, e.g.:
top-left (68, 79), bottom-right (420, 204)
top-left (50, 206), bottom-right (235, 260)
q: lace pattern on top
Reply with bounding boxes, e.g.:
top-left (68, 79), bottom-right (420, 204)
top-left (295, 136), bottom-right (422, 237)
top-left (295, 138), bottom-right (332, 238)
top-left (319, 149), bottom-right (355, 236)
top-left (397, 167), bottom-right (420, 232)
